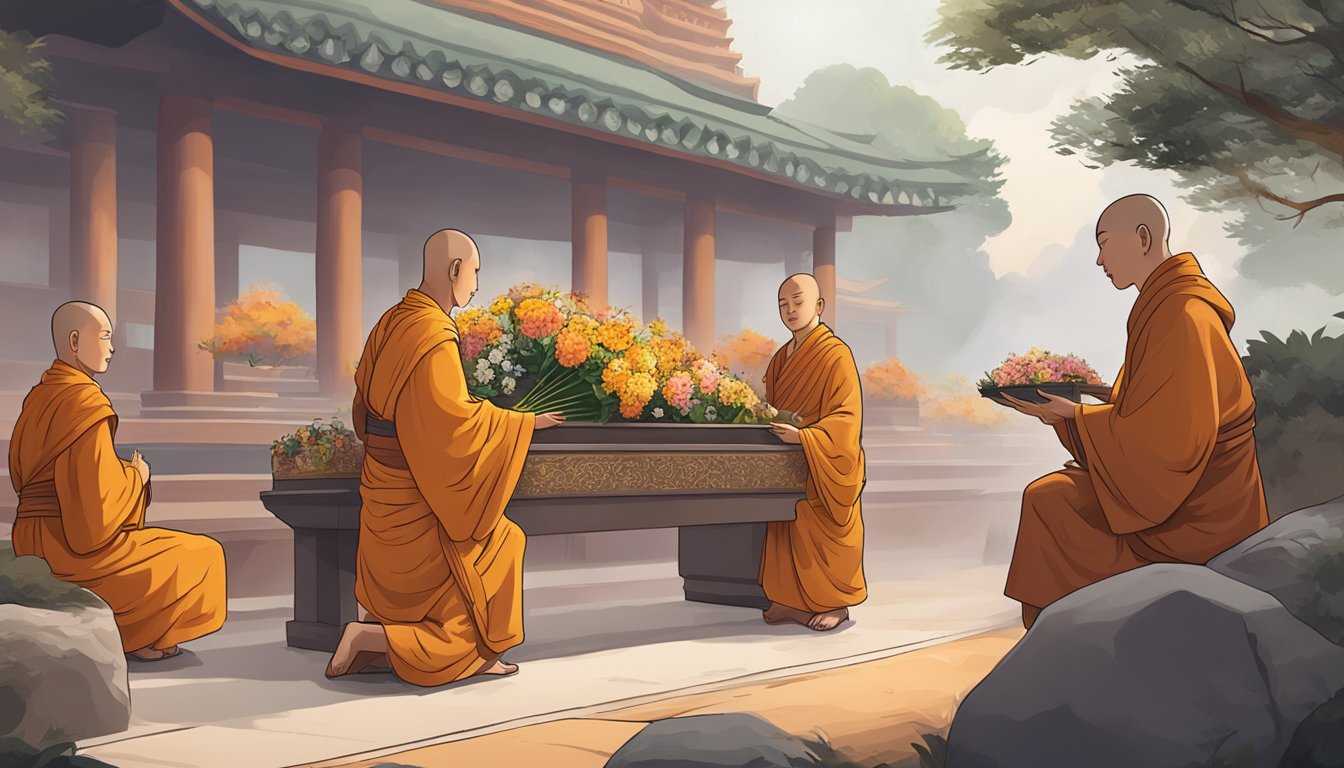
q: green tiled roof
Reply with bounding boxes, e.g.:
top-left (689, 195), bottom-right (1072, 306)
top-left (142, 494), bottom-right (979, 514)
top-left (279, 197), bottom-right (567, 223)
top-left (179, 0), bottom-right (976, 210)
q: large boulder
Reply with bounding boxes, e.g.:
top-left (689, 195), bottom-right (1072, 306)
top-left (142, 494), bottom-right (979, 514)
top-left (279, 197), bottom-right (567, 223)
top-left (605, 713), bottom-right (822, 768)
top-left (0, 543), bottom-right (130, 750)
top-left (1209, 495), bottom-right (1344, 645)
top-left (946, 564), bottom-right (1344, 768)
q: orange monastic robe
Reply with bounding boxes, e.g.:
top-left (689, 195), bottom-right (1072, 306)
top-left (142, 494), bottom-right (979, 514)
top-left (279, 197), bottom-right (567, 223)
top-left (9, 361), bottom-right (227, 652)
top-left (1006, 253), bottom-right (1268, 621)
top-left (760, 323), bottom-right (868, 613)
top-left (353, 289), bottom-right (535, 686)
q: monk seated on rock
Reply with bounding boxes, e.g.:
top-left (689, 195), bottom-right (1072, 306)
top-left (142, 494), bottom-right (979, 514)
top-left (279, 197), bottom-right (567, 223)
top-left (999, 195), bottom-right (1268, 629)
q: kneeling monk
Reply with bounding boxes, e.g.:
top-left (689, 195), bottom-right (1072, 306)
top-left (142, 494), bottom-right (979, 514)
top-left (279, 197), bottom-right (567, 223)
top-left (1001, 194), bottom-right (1268, 629)
top-left (10, 302), bottom-right (227, 661)
top-left (325, 229), bottom-right (565, 685)
top-left (761, 273), bottom-right (867, 632)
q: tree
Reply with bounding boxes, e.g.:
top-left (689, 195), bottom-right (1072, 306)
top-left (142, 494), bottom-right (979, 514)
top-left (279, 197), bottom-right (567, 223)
top-left (0, 26), bottom-right (61, 132)
top-left (774, 65), bottom-right (1010, 374)
top-left (929, 0), bottom-right (1344, 228)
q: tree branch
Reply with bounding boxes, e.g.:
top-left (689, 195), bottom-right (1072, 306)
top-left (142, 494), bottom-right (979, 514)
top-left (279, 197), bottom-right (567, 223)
top-left (1235, 170), bottom-right (1344, 225)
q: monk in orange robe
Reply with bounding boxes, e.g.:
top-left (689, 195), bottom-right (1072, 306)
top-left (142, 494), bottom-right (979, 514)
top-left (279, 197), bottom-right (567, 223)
top-left (324, 229), bottom-right (565, 685)
top-left (760, 273), bottom-right (867, 632)
top-left (1001, 195), bottom-right (1268, 629)
top-left (9, 301), bottom-right (227, 660)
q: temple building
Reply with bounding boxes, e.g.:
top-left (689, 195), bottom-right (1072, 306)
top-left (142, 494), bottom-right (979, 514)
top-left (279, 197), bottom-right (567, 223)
top-left (0, 0), bottom-right (969, 416)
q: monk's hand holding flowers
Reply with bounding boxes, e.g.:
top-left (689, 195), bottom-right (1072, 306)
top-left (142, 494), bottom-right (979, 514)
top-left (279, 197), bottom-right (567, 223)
top-left (999, 391), bottom-right (1076, 425)
top-left (769, 421), bottom-right (802, 444)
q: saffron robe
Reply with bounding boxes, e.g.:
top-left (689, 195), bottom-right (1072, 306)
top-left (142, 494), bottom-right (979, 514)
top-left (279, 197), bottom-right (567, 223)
top-left (1006, 253), bottom-right (1268, 620)
top-left (9, 361), bottom-right (227, 652)
top-left (353, 289), bottom-right (535, 686)
top-left (760, 323), bottom-right (868, 612)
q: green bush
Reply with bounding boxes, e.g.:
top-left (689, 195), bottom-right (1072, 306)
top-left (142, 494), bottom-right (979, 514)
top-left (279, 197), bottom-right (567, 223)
top-left (1243, 312), bottom-right (1344, 518)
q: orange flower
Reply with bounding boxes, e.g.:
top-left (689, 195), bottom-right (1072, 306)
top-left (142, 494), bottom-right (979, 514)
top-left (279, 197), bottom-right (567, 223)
top-left (597, 318), bottom-right (635, 352)
top-left (619, 372), bottom-right (657, 418)
top-left (199, 283), bottom-right (316, 364)
top-left (601, 358), bottom-right (631, 395)
top-left (624, 343), bottom-right (658, 374)
top-left (507, 283), bottom-right (545, 302)
top-left (651, 337), bottom-right (691, 375)
top-left (515, 298), bottom-right (564, 339)
top-left (555, 324), bottom-right (593, 368)
top-left (455, 308), bottom-right (503, 359)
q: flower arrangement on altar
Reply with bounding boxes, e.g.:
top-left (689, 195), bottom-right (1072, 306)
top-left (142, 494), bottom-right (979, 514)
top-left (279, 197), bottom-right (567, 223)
top-left (455, 283), bottom-right (776, 424)
top-left (198, 284), bottom-right (317, 367)
top-left (976, 347), bottom-right (1103, 388)
top-left (861, 358), bottom-right (925, 401)
top-left (270, 418), bottom-right (362, 476)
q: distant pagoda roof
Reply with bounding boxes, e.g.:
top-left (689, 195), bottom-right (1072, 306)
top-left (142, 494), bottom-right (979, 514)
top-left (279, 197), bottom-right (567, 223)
top-left (172, 0), bottom-right (977, 213)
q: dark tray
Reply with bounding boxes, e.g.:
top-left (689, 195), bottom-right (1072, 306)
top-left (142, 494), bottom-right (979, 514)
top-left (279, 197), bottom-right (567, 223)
top-left (979, 382), bottom-right (1109, 405)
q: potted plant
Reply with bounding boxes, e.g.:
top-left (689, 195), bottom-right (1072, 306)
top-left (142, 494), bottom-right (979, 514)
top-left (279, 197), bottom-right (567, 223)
top-left (270, 418), bottom-right (362, 478)
top-left (861, 358), bottom-right (923, 427)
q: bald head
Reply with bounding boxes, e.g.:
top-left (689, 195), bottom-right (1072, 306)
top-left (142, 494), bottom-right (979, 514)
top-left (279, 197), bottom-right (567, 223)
top-left (52, 301), bottom-right (115, 375)
top-left (420, 229), bottom-right (481, 310)
top-left (778, 273), bottom-right (824, 335)
top-left (1094, 194), bottom-right (1175, 291)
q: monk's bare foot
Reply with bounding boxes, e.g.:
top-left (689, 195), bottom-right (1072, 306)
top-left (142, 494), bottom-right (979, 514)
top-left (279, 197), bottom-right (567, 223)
top-left (326, 622), bottom-right (389, 679)
top-left (475, 658), bottom-right (519, 677)
top-left (806, 607), bottom-right (849, 632)
top-left (763, 602), bottom-right (810, 626)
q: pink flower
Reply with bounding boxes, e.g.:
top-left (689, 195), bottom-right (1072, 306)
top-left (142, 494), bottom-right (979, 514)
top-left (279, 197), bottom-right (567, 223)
top-left (662, 371), bottom-right (693, 414)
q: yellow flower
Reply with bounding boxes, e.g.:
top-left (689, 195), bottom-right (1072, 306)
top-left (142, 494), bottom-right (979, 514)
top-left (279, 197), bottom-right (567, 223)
top-left (619, 372), bottom-right (657, 418)
top-left (489, 296), bottom-right (514, 316)
top-left (597, 319), bottom-right (635, 352)
top-left (651, 337), bottom-right (690, 375)
top-left (646, 318), bottom-right (669, 338)
top-left (602, 358), bottom-right (631, 395)
top-left (624, 343), bottom-right (658, 374)
top-left (717, 378), bottom-right (761, 409)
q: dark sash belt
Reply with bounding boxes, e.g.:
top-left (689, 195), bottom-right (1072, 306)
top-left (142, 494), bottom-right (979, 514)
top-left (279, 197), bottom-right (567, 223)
top-left (363, 414), bottom-right (409, 470)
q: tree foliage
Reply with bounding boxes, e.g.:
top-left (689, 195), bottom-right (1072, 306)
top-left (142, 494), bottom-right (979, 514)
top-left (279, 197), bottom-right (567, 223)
top-left (0, 26), bottom-right (61, 133)
top-left (774, 65), bottom-right (1010, 373)
top-left (928, 0), bottom-right (1344, 241)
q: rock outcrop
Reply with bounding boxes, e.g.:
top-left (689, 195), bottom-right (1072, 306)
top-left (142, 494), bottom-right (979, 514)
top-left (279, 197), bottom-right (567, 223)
top-left (605, 713), bottom-right (823, 768)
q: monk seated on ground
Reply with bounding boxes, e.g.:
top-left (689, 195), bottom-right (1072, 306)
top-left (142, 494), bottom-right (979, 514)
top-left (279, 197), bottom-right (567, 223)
top-left (999, 194), bottom-right (1268, 629)
top-left (9, 301), bottom-right (227, 661)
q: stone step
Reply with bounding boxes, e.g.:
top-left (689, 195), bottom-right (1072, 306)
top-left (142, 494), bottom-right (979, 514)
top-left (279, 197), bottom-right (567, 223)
top-left (866, 459), bottom-right (1043, 481)
top-left (219, 377), bottom-right (321, 395)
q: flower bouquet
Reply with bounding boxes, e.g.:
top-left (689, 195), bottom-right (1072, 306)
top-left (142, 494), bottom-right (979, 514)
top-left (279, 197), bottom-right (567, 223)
top-left (977, 347), bottom-right (1108, 406)
top-left (271, 417), bottom-right (362, 477)
top-left (456, 284), bottom-right (777, 424)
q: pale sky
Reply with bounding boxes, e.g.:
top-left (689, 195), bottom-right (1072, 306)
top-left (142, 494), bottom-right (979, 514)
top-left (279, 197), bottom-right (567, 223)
top-left (722, 0), bottom-right (1343, 377)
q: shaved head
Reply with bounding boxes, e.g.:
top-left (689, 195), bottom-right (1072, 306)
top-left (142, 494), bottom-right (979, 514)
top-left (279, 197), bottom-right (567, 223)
top-left (52, 301), bottom-right (115, 375)
top-left (420, 229), bottom-right (481, 310)
top-left (778, 272), bottom-right (824, 336)
top-left (1094, 194), bottom-right (1176, 291)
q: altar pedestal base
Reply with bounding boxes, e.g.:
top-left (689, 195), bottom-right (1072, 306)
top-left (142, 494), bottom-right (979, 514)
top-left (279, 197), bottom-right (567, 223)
top-left (680, 522), bottom-right (769, 609)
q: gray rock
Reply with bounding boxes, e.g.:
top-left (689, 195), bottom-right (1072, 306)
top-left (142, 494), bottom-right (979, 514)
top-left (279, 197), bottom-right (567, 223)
top-left (1277, 685), bottom-right (1344, 768)
top-left (947, 564), bottom-right (1344, 768)
top-left (605, 713), bottom-right (822, 768)
top-left (0, 544), bottom-right (130, 750)
top-left (1209, 495), bottom-right (1344, 645)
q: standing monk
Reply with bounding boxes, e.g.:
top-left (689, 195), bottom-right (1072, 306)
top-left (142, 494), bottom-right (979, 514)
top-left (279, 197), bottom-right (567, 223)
top-left (9, 301), bottom-right (227, 660)
top-left (761, 273), bottom-right (867, 632)
top-left (325, 229), bottom-right (565, 684)
top-left (1001, 194), bottom-right (1268, 629)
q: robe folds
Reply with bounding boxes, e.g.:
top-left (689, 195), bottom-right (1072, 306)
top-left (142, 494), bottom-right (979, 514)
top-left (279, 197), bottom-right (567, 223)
top-left (9, 361), bottom-right (226, 652)
top-left (760, 323), bottom-right (868, 613)
top-left (353, 289), bottom-right (535, 686)
top-left (1006, 253), bottom-right (1268, 618)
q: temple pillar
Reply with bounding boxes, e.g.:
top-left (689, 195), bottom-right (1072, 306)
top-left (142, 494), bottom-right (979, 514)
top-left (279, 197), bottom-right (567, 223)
top-left (47, 192), bottom-right (70, 293)
top-left (152, 94), bottom-right (215, 394)
top-left (215, 211), bottom-right (240, 308)
top-left (315, 126), bottom-right (363, 396)
top-left (683, 197), bottom-right (716, 350)
top-left (571, 173), bottom-right (608, 309)
top-left (69, 105), bottom-right (118, 326)
top-left (640, 228), bottom-right (658, 322)
top-left (813, 225), bottom-right (837, 327)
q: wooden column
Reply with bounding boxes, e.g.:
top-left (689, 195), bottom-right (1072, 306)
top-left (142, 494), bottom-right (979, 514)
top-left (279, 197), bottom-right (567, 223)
top-left (316, 126), bottom-right (363, 396)
top-left (153, 94), bottom-right (215, 393)
top-left (683, 198), bottom-right (716, 350)
top-left (571, 174), bottom-right (608, 309)
top-left (70, 105), bottom-right (118, 324)
top-left (813, 225), bottom-right (837, 327)
top-left (640, 228), bottom-right (658, 323)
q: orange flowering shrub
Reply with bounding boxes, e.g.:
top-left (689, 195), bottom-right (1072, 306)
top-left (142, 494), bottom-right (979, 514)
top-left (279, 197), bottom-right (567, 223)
top-left (198, 284), bottom-right (316, 366)
top-left (713, 328), bottom-right (777, 392)
top-left (920, 375), bottom-right (1011, 428)
top-left (862, 358), bottom-right (925, 401)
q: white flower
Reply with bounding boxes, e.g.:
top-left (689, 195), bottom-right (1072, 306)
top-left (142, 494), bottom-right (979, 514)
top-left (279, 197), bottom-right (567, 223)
top-left (514, 365), bottom-right (527, 376)
top-left (501, 360), bottom-right (513, 372)
top-left (705, 405), bottom-right (718, 422)
top-left (488, 348), bottom-right (505, 365)
top-left (476, 357), bottom-right (491, 372)
top-left (652, 407), bottom-right (665, 419)
top-left (475, 367), bottom-right (495, 384)
top-left (502, 376), bottom-right (516, 394)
